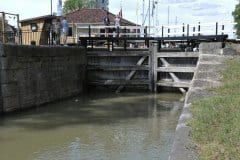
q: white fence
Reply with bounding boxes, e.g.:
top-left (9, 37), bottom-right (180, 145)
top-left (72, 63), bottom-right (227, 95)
top-left (75, 21), bottom-right (237, 39)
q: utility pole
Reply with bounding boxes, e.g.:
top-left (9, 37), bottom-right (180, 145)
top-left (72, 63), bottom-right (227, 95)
top-left (50, 0), bottom-right (53, 45)
top-left (148, 0), bottom-right (150, 35)
top-left (51, 0), bottom-right (53, 15)
top-left (1, 12), bottom-right (6, 43)
top-left (167, 5), bottom-right (170, 25)
top-left (142, 0), bottom-right (145, 26)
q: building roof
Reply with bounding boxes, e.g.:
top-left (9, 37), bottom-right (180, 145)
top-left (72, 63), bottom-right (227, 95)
top-left (20, 15), bottom-right (57, 23)
top-left (65, 8), bottom-right (137, 26)
top-left (20, 9), bottom-right (138, 26)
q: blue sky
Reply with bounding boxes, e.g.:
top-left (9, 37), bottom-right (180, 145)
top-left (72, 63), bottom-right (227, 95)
top-left (0, 0), bottom-right (238, 26)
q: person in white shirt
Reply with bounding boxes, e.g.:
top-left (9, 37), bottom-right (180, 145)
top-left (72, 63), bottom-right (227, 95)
top-left (114, 15), bottom-right (121, 37)
top-left (61, 16), bottom-right (69, 46)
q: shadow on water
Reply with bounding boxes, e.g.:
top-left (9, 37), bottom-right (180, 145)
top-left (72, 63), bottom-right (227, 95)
top-left (0, 92), bottom-right (183, 131)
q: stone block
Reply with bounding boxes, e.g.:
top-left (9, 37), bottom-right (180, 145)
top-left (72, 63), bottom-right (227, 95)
top-left (195, 71), bottom-right (223, 80)
top-left (199, 54), bottom-right (226, 63)
top-left (222, 47), bottom-right (237, 55)
top-left (191, 79), bottom-right (221, 88)
top-left (225, 42), bottom-right (240, 54)
top-left (1, 82), bottom-right (18, 97)
top-left (199, 42), bottom-right (223, 54)
top-left (2, 96), bottom-right (20, 112)
top-left (185, 88), bottom-right (215, 104)
top-left (197, 63), bottom-right (223, 72)
top-left (19, 94), bottom-right (37, 109)
top-left (0, 69), bottom-right (18, 83)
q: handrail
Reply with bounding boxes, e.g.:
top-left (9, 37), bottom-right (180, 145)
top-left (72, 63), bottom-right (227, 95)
top-left (75, 21), bottom-right (236, 39)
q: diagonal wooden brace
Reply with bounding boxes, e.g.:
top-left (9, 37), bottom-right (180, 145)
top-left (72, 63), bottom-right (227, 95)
top-left (116, 56), bottom-right (148, 93)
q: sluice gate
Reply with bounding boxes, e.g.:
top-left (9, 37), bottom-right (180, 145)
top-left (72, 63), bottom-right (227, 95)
top-left (86, 45), bottom-right (199, 93)
top-left (87, 50), bottom-right (152, 92)
top-left (82, 35), bottom-right (227, 93)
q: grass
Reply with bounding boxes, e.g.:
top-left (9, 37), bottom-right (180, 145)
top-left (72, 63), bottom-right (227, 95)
top-left (190, 57), bottom-right (240, 160)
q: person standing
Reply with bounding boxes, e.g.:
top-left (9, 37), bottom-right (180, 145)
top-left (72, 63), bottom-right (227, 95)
top-left (53, 18), bottom-right (61, 45)
top-left (103, 12), bottom-right (110, 37)
top-left (61, 16), bottom-right (69, 46)
top-left (114, 14), bottom-right (121, 37)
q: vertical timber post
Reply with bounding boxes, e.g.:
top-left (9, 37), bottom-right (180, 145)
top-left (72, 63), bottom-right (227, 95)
top-left (193, 27), bottom-right (195, 36)
top-left (216, 22), bottom-right (218, 36)
top-left (198, 22), bottom-right (201, 36)
top-left (182, 23), bottom-right (185, 37)
top-left (187, 24), bottom-right (189, 37)
top-left (162, 26), bottom-right (164, 38)
top-left (88, 25), bottom-right (91, 37)
top-left (222, 25), bottom-right (224, 35)
top-left (149, 41), bottom-right (158, 92)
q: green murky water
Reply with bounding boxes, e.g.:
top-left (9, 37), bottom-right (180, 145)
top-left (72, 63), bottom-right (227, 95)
top-left (0, 92), bottom-right (183, 160)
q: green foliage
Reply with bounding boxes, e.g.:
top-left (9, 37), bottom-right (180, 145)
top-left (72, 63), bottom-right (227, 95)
top-left (191, 58), bottom-right (240, 159)
top-left (232, 4), bottom-right (240, 37)
top-left (63, 0), bottom-right (97, 13)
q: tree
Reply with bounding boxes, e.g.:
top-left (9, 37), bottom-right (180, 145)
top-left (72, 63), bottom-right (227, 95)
top-left (232, 4), bottom-right (240, 37)
top-left (63, 0), bottom-right (97, 13)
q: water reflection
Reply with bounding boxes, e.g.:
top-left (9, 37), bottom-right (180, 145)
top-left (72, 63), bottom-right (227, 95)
top-left (0, 93), bottom-right (183, 160)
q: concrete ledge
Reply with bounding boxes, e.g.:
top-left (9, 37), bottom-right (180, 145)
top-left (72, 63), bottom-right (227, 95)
top-left (169, 42), bottom-right (236, 160)
top-left (169, 103), bottom-right (198, 160)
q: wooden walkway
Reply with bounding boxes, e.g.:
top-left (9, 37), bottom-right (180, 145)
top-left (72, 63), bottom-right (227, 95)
top-left (79, 35), bottom-right (228, 51)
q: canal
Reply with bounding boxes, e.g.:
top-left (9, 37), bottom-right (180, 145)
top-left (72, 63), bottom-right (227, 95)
top-left (0, 92), bottom-right (183, 160)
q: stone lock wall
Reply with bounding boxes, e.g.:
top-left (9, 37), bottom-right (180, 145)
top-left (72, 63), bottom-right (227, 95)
top-left (0, 44), bottom-right (86, 113)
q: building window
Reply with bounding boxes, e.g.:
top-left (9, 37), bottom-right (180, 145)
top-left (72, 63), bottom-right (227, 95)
top-left (30, 23), bottom-right (38, 32)
top-left (68, 27), bottom-right (72, 36)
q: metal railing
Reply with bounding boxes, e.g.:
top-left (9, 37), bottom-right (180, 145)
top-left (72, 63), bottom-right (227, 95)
top-left (75, 24), bottom-right (146, 38)
top-left (0, 21), bottom-right (237, 45)
top-left (155, 21), bottom-right (237, 38)
top-left (76, 21), bottom-right (237, 39)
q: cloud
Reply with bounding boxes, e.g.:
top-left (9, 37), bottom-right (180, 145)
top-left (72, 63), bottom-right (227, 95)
top-left (190, 3), bottom-right (221, 11)
top-left (161, 0), bottom-right (198, 4)
top-left (192, 10), bottom-right (229, 17)
top-left (178, 2), bottom-right (221, 11)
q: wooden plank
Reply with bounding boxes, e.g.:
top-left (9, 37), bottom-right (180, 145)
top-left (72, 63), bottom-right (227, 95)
top-left (87, 51), bottom-right (149, 57)
top-left (156, 80), bottom-right (191, 88)
top-left (156, 52), bottom-right (199, 58)
top-left (89, 80), bottom-right (151, 85)
top-left (156, 67), bottom-right (196, 73)
top-left (87, 65), bottom-right (150, 70)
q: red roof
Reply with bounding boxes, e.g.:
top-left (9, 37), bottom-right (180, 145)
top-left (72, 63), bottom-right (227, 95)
top-left (20, 9), bottom-right (138, 26)
top-left (65, 8), bottom-right (137, 26)
top-left (20, 15), bottom-right (57, 23)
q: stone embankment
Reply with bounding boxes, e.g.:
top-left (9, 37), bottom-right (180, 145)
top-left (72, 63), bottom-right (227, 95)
top-left (169, 42), bottom-right (238, 160)
top-left (0, 44), bottom-right (86, 113)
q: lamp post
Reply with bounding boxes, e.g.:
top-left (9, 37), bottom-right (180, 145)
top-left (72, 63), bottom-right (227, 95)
top-left (51, 0), bottom-right (53, 15)
top-left (50, 0), bottom-right (53, 45)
